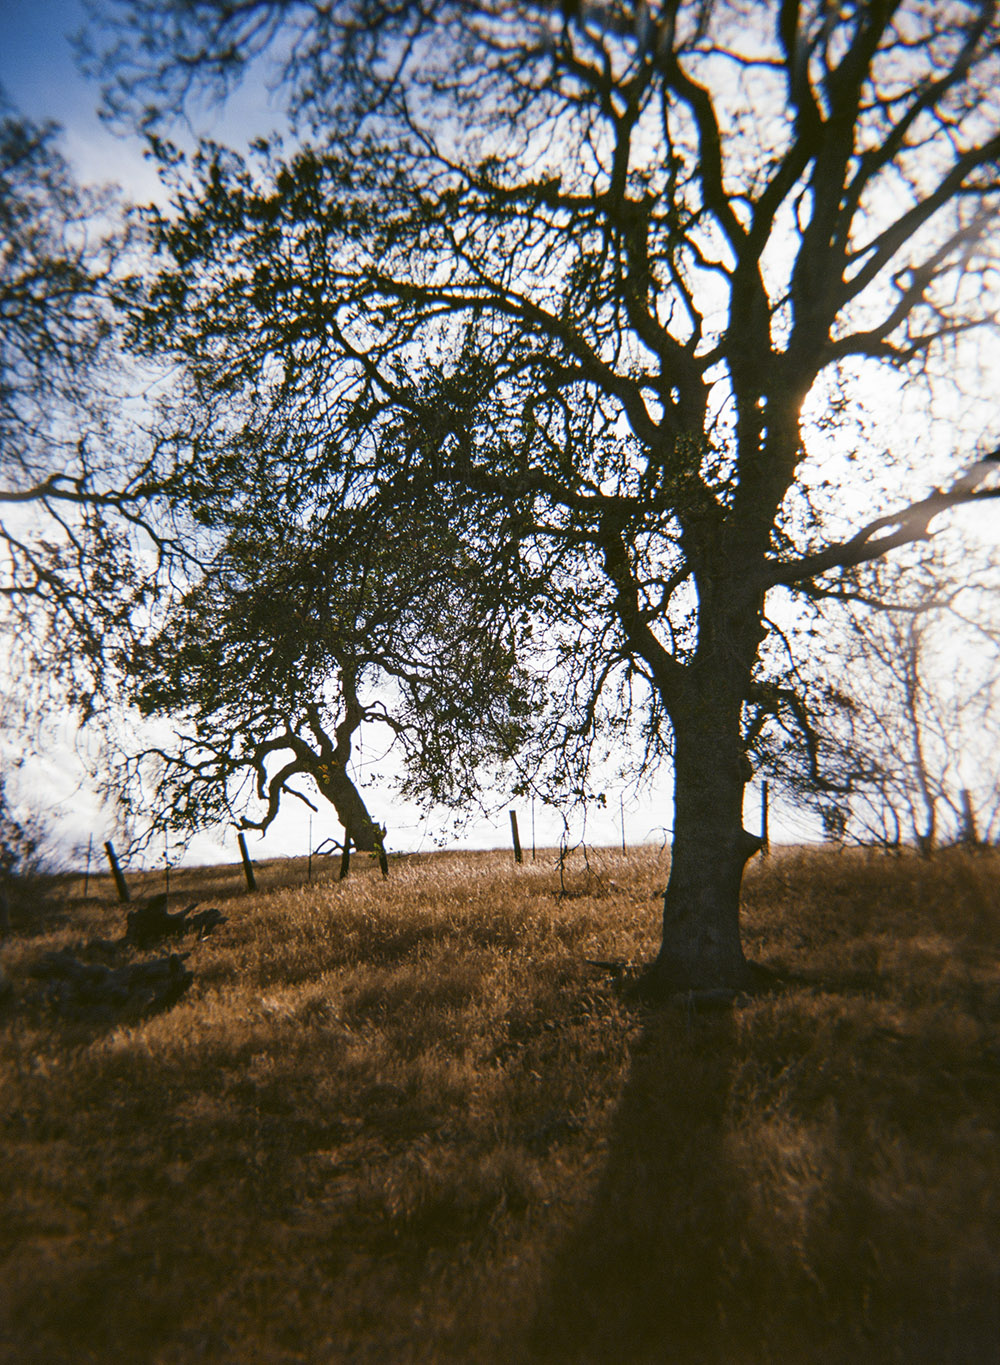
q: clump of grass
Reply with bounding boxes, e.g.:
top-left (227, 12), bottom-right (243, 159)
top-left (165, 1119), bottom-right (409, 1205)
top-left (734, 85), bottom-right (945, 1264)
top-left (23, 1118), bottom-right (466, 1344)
top-left (1, 845), bottom-right (999, 1362)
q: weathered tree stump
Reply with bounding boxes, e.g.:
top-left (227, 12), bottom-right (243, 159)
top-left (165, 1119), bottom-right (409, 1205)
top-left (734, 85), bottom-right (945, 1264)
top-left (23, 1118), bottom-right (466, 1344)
top-left (124, 894), bottom-right (226, 949)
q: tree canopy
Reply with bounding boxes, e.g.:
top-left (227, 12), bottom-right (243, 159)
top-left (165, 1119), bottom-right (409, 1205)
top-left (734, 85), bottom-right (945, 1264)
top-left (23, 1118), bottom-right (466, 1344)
top-left (90, 0), bottom-right (1000, 988)
top-left (113, 480), bottom-right (543, 860)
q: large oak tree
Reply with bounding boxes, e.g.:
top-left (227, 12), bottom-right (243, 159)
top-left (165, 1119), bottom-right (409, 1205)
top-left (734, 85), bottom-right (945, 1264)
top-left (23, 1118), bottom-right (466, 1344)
top-left (97, 1), bottom-right (1000, 988)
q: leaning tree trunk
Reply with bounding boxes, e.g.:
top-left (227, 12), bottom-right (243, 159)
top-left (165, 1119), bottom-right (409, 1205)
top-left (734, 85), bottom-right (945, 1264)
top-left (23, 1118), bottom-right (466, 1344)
top-left (314, 760), bottom-right (386, 858)
top-left (303, 691), bottom-right (388, 874)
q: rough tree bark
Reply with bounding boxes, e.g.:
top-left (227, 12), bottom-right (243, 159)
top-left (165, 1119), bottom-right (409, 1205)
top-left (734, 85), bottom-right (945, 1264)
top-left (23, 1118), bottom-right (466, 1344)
top-left (654, 702), bottom-right (762, 990)
top-left (313, 759), bottom-right (385, 856)
top-left (647, 574), bottom-right (769, 989)
top-left (306, 684), bottom-right (388, 867)
top-left (248, 672), bottom-right (389, 870)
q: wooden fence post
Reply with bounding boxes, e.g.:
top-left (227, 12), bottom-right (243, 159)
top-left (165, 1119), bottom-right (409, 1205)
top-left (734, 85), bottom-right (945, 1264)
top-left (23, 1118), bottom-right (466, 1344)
top-left (761, 782), bottom-right (770, 856)
top-left (961, 789), bottom-right (979, 846)
top-left (237, 832), bottom-right (257, 892)
top-left (509, 810), bottom-right (523, 865)
top-left (103, 841), bottom-right (131, 904)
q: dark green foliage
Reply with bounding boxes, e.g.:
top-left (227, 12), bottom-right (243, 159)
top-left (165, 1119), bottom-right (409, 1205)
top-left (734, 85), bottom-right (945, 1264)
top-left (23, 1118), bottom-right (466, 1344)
top-left (0, 94), bottom-right (109, 482)
top-left (117, 480), bottom-right (543, 849)
top-left (0, 90), bottom-right (155, 750)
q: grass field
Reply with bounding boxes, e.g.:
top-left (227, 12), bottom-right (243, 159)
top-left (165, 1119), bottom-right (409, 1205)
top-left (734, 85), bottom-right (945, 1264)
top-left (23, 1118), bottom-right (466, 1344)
top-left (1, 844), bottom-right (999, 1364)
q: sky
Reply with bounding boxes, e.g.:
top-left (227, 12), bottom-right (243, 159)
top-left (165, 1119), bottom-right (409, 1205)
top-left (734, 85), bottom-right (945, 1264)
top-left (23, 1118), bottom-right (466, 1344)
top-left (1, 0), bottom-right (157, 191)
top-left (5, 0), bottom-right (995, 868)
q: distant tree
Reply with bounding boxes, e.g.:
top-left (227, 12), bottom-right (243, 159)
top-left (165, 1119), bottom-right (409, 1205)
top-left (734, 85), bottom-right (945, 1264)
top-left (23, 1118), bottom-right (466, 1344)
top-left (0, 774), bottom-right (49, 882)
top-left (790, 546), bottom-right (1000, 852)
top-left (94, 1), bottom-right (1000, 989)
top-left (0, 769), bottom-right (61, 933)
top-left (113, 486), bottom-right (541, 862)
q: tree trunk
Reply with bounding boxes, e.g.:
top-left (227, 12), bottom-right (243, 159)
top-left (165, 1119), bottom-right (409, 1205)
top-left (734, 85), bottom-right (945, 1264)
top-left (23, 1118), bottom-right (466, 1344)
top-left (315, 761), bottom-right (385, 855)
top-left (303, 683), bottom-right (387, 871)
top-left (649, 698), bottom-right (762, 992)
top-left (602, 520), bottom-right (766, 992)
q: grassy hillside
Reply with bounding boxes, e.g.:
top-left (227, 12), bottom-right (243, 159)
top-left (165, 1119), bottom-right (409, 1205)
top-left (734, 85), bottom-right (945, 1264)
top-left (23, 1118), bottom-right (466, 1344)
top-left (1, 845), bottom-right (999, 1363)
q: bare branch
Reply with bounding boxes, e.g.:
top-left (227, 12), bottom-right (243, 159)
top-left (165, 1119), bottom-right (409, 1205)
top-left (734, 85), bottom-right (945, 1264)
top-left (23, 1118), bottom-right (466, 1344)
top-left (765, 470), bottom-right (1000, 589)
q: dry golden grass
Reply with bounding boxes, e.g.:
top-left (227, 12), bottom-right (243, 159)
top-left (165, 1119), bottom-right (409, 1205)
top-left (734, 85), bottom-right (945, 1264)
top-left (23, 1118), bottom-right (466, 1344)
top-left (1, 844), bottom-right (999, 1363)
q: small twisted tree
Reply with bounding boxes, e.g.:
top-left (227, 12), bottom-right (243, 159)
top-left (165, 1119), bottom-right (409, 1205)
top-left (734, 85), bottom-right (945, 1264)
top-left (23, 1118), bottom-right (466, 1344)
top-left (113, 486), bottom-right (542, 862)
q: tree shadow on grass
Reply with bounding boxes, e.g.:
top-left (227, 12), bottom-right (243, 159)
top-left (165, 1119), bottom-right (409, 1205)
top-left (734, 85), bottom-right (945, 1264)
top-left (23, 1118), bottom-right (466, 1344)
top-left (524, 986), bottom-right (1000, 1365)
top-left (526, 1001), bottom-right (750, 1364)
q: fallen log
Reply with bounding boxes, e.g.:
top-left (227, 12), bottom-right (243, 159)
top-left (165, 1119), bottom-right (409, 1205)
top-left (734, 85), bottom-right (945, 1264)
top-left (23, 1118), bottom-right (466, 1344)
top-left (28, 947), bottom-right (192, 1021)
